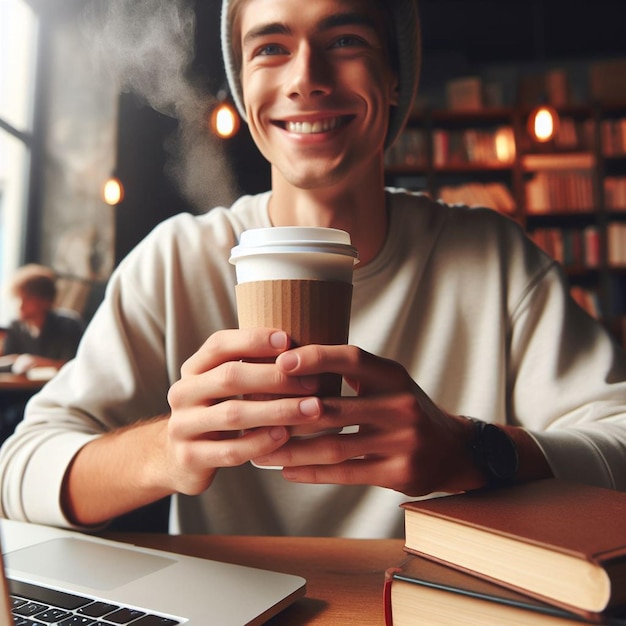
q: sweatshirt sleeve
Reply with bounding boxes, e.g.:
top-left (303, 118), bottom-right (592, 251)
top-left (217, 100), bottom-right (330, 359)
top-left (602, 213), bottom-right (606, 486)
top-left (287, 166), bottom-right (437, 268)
top-left (0, 235), bottom-right (175, 527)
top-left (0, 266), bottom-right (169, 526)
top-left (507, 257), bottom-right (626, 490)
top-left (0, 210), bottom-right (241, 528)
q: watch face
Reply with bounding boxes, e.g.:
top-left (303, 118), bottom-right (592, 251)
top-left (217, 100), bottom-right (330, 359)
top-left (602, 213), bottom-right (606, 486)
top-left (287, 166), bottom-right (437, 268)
top-left (483, 424), bottom-right (518, 481)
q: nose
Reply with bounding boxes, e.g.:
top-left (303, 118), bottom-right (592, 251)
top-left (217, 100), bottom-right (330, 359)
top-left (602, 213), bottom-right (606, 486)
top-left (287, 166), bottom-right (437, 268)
top-left (284, 43), bottom-right (332, 100)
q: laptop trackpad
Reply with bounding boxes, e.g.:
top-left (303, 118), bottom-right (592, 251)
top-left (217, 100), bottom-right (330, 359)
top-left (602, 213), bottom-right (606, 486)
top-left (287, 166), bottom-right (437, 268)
top-left (5, 538), bottom-right (176, 590)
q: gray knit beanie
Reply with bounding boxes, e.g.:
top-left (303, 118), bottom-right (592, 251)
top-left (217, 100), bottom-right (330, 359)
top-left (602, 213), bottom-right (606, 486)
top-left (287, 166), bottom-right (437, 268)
top-left (220, 0), bottom-right (421, 149)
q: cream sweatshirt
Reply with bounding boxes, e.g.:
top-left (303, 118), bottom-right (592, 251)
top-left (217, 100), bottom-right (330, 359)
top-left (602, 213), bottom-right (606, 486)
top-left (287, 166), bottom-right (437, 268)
top-left (1, 189), bottom-right (625, 537)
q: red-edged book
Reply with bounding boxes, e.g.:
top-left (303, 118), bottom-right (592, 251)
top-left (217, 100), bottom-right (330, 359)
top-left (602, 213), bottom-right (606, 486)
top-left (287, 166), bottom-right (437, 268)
top-left (384, 553), bottom-right (626, 626)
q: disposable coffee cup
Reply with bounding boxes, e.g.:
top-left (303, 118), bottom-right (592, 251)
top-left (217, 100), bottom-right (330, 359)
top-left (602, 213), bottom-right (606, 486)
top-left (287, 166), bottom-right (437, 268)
top-left (230, 227), bottom-right (358, 467)
top-left (230, 227), bottom-right (358, 396)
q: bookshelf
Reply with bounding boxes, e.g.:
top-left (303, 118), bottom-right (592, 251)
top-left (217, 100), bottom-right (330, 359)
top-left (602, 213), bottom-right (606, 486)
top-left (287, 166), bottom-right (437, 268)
top-left (384, 103), bottom-right (626, 347)
top-left (385, 108), bottom-right (518, 216)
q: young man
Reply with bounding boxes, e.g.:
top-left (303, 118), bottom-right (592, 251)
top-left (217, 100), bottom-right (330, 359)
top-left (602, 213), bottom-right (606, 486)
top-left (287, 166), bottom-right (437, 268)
top-left (0, 0), bottom-right (625, 537)
top-left (0, 264), bottom-right (84, 374)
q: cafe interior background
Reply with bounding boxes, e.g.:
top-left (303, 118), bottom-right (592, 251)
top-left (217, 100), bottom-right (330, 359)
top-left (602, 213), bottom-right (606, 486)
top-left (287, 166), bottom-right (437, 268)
top-left (2, 0), bottom-right (626, 346)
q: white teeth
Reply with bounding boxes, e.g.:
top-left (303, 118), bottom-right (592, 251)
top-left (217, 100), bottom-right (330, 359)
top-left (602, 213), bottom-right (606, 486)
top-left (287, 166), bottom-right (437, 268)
top-left (286, 118), bottom-right (340, 134)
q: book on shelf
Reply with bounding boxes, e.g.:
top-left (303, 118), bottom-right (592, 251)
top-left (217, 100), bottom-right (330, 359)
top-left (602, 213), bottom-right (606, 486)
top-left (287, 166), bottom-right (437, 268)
top-left (531, 226), bottom-right (600, 269)
top-left (445, 76), bottom-right (483, 111)
top-left (432, 126), bottom-right (514, 167)
top-left (608, 223), bottom-right (626, 266)
top-left (384, 553), bottom-right (626, 626)
top-left (438, 182), bottom-right (515, 214)
top-left (605, 177), bottom-right (626, 210)
top-left (523, 150), bottom-right (596, 213)
top-left (551, 117), bottom-right (595, 151)
top-left (602, 118), bottom-right (626, 156)
top-left (522, 152), bottom-right (596, 171)
top-left (401, 479), bottom-right (626, 618)
top-left (525, 170), bottom-right (594, 213)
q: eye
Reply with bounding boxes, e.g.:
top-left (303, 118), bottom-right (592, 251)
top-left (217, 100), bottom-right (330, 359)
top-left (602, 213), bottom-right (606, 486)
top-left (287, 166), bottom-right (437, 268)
top-left (255, 43), bottom-right (287, 57)
top-left (331, 35), bottom-right (367, 49)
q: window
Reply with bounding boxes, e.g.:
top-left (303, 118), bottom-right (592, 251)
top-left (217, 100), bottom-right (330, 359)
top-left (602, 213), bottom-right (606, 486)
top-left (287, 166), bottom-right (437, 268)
top-left (0, 0), bottom-right (38, 326)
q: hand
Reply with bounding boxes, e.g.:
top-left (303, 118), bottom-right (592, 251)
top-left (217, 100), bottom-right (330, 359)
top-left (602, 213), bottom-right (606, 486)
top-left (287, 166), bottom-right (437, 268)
top-left (164, 328), bottom-right (327, 495)
top-left (250, 344), bottom-right (484, 497)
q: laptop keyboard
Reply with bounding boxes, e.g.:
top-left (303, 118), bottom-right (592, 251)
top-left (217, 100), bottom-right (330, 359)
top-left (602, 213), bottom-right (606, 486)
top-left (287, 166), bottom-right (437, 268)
top-left (9, 579), bottom-right (183, 625)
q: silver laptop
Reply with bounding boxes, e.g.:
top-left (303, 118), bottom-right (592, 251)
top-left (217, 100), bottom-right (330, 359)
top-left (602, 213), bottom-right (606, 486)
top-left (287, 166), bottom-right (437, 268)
top-left (0, 518), bottom-right (306, 625)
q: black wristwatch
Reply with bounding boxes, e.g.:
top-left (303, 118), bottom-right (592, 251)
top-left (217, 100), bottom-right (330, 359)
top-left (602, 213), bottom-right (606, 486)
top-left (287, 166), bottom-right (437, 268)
top-left (467, 418), bottom-right (519, 487)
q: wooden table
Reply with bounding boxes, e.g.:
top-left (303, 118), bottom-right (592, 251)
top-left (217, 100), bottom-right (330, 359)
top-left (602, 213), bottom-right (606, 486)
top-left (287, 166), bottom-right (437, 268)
top-left (0, 373), bottom-right (46, 392)
top-left (106, 533), bottom-right (406, 625)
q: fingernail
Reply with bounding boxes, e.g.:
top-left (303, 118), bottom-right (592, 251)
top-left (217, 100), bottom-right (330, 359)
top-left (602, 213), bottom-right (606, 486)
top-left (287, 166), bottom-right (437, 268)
top-left (278, 351), bottom-right (299, 371)
top-left (299, 397), bottom-right (320, 417)
top-left (269, 426), bottom-right (287, 441)
top-left (270, 331), bottom-right (288, 349)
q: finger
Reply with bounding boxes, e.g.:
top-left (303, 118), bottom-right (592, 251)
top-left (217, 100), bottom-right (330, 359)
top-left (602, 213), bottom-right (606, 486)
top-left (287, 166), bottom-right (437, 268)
top-left (182, 328), bottom-right (290, 376)
top-left (169, 360), bottom-right (319, 409)
top-left (253, 427), bottom-right (411, 468)
top-left (169, 396), bottom-right (323, 440)
top-left (181, 425), bottom-right (290, 470)
top-left (200, 360), bottom-right (319, 399)
top-left (285, 389), bottom-right (427, 438)
top-left (313, 392), bottom-right (426, 431)
top-left (276, 344), bottom-right (411, 394)
top-left (280, 456), bottom-right (401, 489)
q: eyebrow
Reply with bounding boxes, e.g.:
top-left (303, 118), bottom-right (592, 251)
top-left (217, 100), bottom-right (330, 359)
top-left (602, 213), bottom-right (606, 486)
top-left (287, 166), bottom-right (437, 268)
top-left (243, 23), bottom-right (291, 48)
top-left (242, 11), bottom-right (378, 48)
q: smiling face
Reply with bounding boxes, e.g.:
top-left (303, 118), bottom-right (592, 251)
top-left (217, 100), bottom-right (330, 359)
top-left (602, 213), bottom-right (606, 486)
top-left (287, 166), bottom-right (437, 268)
top-left (237, 0), bottom-right (399, 191)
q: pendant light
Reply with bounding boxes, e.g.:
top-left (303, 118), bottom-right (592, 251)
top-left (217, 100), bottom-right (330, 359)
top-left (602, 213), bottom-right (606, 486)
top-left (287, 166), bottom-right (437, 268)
top-left (528, 104), bottom-right (559, 143)
top-left (103, 176), bottom-right (124, 206)
top-left (210, 88), bottom-right (240, 139)
top-left (527, 0), bottom-right (560, 144)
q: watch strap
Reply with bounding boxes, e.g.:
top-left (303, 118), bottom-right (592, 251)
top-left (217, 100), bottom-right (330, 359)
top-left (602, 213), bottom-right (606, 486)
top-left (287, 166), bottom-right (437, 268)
top-left (466, 417), bottom-right (519, 487)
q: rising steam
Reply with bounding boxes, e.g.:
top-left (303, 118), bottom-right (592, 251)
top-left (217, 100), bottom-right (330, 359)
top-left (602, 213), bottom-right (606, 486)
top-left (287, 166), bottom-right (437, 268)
top-left (83, 0), bottom-right (239, 211)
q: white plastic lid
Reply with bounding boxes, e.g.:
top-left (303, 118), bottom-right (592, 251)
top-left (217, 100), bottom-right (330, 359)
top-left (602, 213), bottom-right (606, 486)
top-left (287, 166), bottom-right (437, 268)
top-left (229, 227), bottom-right (359, 262)
top-left (229, 227), bottom-right (359, 284)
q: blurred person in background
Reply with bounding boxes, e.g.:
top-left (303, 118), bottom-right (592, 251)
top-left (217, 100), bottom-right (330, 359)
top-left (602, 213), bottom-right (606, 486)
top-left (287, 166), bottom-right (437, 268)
top-left (0, 264), bottom-right (84, 441)
top-left (0, 264), bottom-right (84, 374)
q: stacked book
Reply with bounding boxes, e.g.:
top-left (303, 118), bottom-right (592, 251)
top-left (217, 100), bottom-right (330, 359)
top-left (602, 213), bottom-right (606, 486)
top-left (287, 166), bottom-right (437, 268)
top-left (384, 479), bottom-right (626, 625)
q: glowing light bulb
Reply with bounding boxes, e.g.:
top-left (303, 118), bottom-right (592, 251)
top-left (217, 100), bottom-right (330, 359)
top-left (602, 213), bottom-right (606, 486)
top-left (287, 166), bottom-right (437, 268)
top-left (529, 106), bottom-right (559, 143)
top-left (495, 127), bottom-right (516, 162)
top-left (210, 102), bottom-right (240, 139)
top-left (103, 177), bottom-right (124, 205)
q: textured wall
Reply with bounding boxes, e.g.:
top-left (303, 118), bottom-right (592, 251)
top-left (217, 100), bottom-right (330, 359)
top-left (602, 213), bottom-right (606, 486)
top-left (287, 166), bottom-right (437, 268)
top-left (39, 15), bottom-right (117, 283)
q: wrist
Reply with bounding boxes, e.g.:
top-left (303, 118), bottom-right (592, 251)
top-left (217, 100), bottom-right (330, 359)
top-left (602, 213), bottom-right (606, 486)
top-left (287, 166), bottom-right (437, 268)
top-left (61, 417), bottom-right (173, 527)
top-left (502, 426), bottom-right (553, 483)
top-left (465, 417), bottom-right (519, 488)
top-left (137, 416), bottom-right (177, 494)
top-left (460, 418), bottom-right (554, 490)
top-left (438, 415), bottom-right (491, 493)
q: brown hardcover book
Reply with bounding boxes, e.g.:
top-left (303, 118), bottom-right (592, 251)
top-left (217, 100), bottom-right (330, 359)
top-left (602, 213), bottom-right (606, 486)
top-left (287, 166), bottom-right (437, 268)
top-left (384, 554), bottom-right (626, 626)
top-left (401, 479), bottom-right (626, 617)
